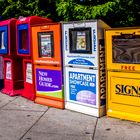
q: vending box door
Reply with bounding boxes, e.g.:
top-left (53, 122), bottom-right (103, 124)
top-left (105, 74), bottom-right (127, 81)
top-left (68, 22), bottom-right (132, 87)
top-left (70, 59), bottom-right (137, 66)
top-left (64, 67), bottom-right (106, 116)
top-left (64, 67), bottom-right (107, 117)
top-left (65, 67), bottom-right (99, 108)
top-left (105, 28), bottom-right (140, 72)
top-left (32, 23), bottom-right (61, 66)
top-left (62, 20), bottom-right (109, 68)
top-left (107, 71), bottom-right (140, 121)
top-left (62, 21), bottom-right (97, 68)
top-left (0, 25), bottom-right (8, 54)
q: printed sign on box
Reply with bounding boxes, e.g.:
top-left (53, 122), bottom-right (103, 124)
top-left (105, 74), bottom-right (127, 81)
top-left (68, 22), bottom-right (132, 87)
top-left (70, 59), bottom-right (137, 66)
top-left (36, 68), bottom-right (62, 92)
top-left (6, 62), bottom-right (11, 80)
top-left (69, 71), bottom-right (96, 106)
top-left (26, 63), bottom-right (32, 84)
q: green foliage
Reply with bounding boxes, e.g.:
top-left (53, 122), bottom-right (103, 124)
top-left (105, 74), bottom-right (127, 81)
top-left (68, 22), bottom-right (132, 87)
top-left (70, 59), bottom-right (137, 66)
top-left (1, 0), bottom-right (55, 19)
top-left (0, 0), bottom-right (140, 27)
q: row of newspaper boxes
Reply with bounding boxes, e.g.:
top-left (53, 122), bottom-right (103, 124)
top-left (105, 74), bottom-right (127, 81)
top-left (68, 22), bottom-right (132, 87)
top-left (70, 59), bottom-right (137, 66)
top-left (0, 16), bottom-right (140, 122)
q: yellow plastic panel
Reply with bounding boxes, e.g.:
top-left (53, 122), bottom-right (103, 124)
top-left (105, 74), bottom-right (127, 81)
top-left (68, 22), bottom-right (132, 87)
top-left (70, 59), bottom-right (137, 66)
top-left (107, 71), bottom-right (140, 122)
top-left (105, 28), bottom-right (140, 72)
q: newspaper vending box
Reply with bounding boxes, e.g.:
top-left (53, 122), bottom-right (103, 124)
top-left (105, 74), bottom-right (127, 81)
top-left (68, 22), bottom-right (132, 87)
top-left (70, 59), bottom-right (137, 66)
top-left (0, 18), bottom-right (23, 96)
top-left (32, 23), bottom-right (64, 108)
top-left (62, 20), bottom-right (110, 116)
top-left (16, 16), bottom-right (52, 100)
top-left (106, 28), bottom-right (140, 122)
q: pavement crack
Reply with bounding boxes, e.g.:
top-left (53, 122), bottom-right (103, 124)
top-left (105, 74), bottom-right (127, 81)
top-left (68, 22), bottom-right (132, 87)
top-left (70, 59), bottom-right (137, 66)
top-left (19, 108), bottom-right (50, 140)
top-left (0, 96), bottom-right (18, 110)
top-left (92, 118), bottom-right (98, 140)
top-left (2, 109), bottom-right (47, 112)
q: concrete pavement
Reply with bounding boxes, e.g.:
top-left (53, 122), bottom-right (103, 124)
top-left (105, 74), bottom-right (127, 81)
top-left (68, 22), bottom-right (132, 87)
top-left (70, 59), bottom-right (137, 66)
top-left (0, 93), bottom-right (140, 140)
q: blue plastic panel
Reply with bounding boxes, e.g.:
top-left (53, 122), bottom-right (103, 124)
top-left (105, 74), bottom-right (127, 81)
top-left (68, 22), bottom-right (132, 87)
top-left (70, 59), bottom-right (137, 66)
top-left (0, 26), bottom-right (8, 54)
top-left (17, 24), bottom-right (30, 54)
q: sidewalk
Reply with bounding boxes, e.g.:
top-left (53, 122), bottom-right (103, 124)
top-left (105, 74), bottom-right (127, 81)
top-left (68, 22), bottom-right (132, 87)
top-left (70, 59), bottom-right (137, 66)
top-left (0, 93), bottom-right (140, 140)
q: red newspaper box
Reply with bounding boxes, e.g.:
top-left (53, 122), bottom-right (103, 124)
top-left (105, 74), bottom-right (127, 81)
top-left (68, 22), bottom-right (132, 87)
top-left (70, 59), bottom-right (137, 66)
top-left (16, 16), bottom-right (52, 100)
top-left (0, 18), bottom-right (24, 96)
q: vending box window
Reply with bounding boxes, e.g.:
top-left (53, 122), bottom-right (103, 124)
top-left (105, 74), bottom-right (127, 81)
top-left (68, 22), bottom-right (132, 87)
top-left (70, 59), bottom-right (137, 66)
top-left (0, 26), bottom-right (8, 54)
top-left (16, 16), bottom-right (52, 57)
top-left (62, 20), bottom-right (110, 117)
top-left (112, 34), bottom-right (140, 64)
top-left (38, 32), bottom-right (54, 58)
top-left (69, 27), bottom-right (92, 54)
top-left (0, 18), bottom-right (17, 56)
top-left (106, 28), bottom-right (140, 122)
top-left (17, 24), bottom-right (29, 54)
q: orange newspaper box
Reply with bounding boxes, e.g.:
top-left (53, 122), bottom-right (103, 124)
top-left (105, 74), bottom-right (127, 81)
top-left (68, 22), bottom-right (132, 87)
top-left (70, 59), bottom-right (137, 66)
top-left (32, 23), bottom-right (64, 109)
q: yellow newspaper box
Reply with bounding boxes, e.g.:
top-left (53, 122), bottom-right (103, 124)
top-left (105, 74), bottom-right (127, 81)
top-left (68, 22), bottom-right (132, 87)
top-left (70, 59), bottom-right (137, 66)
top-left (106, 28), bottom-right (140, 122)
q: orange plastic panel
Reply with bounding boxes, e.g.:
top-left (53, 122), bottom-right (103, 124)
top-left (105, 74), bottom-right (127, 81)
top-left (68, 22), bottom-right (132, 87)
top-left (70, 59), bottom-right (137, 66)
top-left (31, 23), bottom-right (61, 66)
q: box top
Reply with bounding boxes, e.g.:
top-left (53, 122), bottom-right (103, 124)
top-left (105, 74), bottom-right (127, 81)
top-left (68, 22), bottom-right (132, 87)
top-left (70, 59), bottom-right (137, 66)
top-left (16, 16), bottom-right (52, 25)
top-left (0, 18), bottom-right (17, 26)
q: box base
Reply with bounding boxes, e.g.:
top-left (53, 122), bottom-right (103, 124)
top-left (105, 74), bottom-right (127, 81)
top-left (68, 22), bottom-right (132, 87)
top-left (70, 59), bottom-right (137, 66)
top-left (35, 97), bottom-right (64, 109)
top-left (107, 109), bottom-right (140, 123)
top-left (65, 102), bottom-right (105, 117)
top-left (1, 88), bottom-right (23, 96)
top-left (2, 80), bottom-right (23, 96)
top-left (21, 82), bottom-right (35, 101)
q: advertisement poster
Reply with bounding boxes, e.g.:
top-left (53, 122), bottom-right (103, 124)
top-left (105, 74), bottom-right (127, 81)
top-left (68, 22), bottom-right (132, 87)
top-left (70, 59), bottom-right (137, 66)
top-left (26, 63), bottom-right (32, 84)
top-left (40, 34), bottom-right (52, 57)
top-left (36, 68), bottom-right (62, 93)
top-left (69, 71), bottom-right (96, 106)
top-left (6, 62), bottom-right (11, 80)
top-left (76, 31), bottom-right (86, 51)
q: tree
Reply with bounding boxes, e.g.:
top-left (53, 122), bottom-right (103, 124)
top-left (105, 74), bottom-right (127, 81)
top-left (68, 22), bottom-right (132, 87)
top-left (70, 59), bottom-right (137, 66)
top-left (1, 0), bottom-right (140, 27)
top-left (56, 0), bottom-right (140, 27)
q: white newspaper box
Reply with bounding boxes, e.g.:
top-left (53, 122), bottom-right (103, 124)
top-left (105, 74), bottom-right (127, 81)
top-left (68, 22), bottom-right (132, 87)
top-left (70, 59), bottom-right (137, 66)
top-left (62, 20), bottom-right (110, 117)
